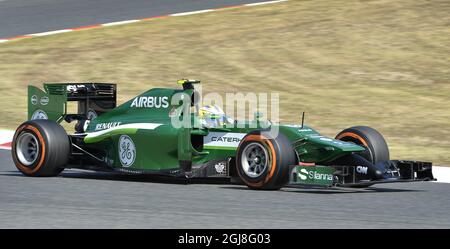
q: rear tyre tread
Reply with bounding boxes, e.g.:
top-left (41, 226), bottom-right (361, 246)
top-left (12, 120), bottom-right (70, 177)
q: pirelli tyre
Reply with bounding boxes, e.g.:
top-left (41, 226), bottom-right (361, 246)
top-left (335, 126), bottom-right (390, 164)
top-left (236, 130), bottom-right (296, 190)
top-left (12, 120), bottom-right (70, 177)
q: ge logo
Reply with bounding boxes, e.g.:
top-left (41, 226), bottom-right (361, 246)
top-left (118, 135), bottom-right (136, 167)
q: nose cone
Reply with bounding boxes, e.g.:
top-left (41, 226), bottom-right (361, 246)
top-left (373, 169), bottom-right (384, 180)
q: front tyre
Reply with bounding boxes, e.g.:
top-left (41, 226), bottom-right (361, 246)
top-left (335, 126), bottom-right (389, 164)
top-left (236, 130), bottom-right (296, 190)
top-left (12, 120), bottom-right (70, 176)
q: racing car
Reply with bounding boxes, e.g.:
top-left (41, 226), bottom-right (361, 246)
top-left (11, 80), bottom-right (435, 189)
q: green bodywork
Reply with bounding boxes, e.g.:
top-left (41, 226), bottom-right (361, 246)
top-left (27, 82), bottom-right (365, 172)
top-left (28, 85), bottom-right (66, 122)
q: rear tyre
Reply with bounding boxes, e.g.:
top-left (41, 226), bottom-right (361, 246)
top-left (335, 126), bottom-right (389, 164)
top-left (236, 130), bottom-right (296, 190)
top-left (12, 120), bottom-right (70, 176)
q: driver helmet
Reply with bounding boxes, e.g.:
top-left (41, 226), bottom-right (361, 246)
top-left (198, 105), bottom-right (232, 127)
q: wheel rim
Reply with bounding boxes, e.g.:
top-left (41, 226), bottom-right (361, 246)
top-left (16, 132), bottom-right (40, 166)
top-left (241, 142), bottom-right (269, 178)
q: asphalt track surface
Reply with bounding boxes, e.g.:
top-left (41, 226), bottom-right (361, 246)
top-left (0, 0), bottom-right (268, 38)
top-left (1, 149), bottom-right (450, 228)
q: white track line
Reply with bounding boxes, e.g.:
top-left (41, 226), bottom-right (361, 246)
top-left (170, 9), bottom-right (214, 16)
top-left (102, 20), bottom-right (140, 27)
top-left (29, 29), bottom-right (73, 37)
top-left (0, 0), bottom-right (290, 43)
top-left (245, 0), bottom-right (288, 6)
top-left (432, 166), bottom-right (450, 183)
top-left (0, 130), bottom-right (14, 143)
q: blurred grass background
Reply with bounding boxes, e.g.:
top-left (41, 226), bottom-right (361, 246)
top-left (0, 0), bottom-right (449, 164)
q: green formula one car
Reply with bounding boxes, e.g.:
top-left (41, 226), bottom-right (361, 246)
top-left (11, 80), bottom-right (435, 189)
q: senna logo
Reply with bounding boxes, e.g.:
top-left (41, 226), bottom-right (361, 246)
top-left (298, 168), bottom-right (333, 181)
top-left (131, 96), bottom-right (169, 108)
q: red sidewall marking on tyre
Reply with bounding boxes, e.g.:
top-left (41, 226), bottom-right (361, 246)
top-left (238, 134), bottom-right (277, 187)
top-left (13, 125), bottom-right (46, 175)
top-left (336, 132), bottom-right (369, 147)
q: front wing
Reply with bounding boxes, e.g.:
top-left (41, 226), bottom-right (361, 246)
top-left (289, 160), bottom-right (435, 188)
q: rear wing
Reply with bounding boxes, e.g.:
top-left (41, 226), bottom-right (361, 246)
top-left (28, 83), bottom-right (116, 122)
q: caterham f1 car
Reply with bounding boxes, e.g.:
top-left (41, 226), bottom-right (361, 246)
top-left (11, 80), bottom-right (435, 189)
